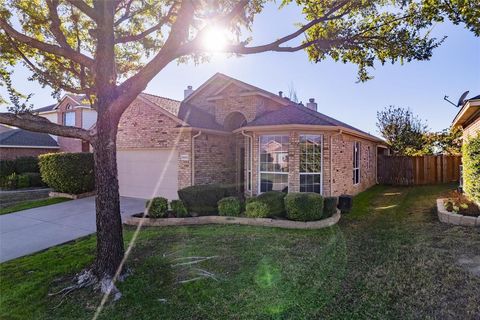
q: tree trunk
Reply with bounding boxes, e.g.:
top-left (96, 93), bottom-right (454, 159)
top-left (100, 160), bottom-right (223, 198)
top-left (92, 116), bottom-right (124, 279)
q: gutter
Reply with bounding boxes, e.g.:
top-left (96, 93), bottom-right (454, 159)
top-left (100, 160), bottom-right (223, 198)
top-left (241, 130), bottom-right (254, 196)
top-left (330, 130), bottom-right (343, 196)
top-left (191, 131), bottom-right (202, 185)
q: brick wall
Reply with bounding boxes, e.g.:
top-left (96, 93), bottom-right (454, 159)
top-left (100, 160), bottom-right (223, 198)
top-left (463, 117), bottom-right (480, 140)
top-left (193, 133), bottom-right (236, 186)
top-left (0, 147), bottom-right (58, 160)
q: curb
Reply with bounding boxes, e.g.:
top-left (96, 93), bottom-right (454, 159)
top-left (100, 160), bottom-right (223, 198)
top-left (49, 191), bottom-right (95, 199)
top-left (437, 198), bottom-right (480, 227)
top-left (124, 210), bottom-right (341, 230)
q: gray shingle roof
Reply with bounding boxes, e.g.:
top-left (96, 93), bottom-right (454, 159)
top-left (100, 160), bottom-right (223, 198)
top-left (0, 129), bottom-right (59, 147)
top-left (247, 104), bottom-right (381, 141)
top-left (140, 93), bottom-right (181, 116)
top-left (33, 103), bottom-right (56, 113)
top-left (178, 103), bottom-right (226, 131)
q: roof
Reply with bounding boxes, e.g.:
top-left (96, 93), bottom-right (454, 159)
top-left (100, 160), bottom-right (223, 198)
top-left (33, 103), bottom-right (56, 113)
top-left (452, 93), bottom-right (480, 128)
top-left (139, 93), bottom-right (181, 116)
top-left (178, 102), bottom-right (226, 131)
top-left (33, 94), bottom-right (89, 113)
top-left (245, 104), bottom-right (382, 141)
top-left (0, 129), bottom-right (59, 148)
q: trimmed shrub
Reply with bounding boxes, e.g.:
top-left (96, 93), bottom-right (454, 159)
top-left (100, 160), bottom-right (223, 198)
top-left (323, 196), bottom-right (338, 218)
top-left (218, 197), bottom-right (242, 216)
top-left (171, 200), bottom-right (188, 217)
top-left (255, 191), bottom-right (286, 217)
top-left (245, 201), bottom-right (269, 218)
top-left (178, 184), bottom-right (237, 215)
top-left (285, 193), bottom-right (324, 221)
top-left (0, 160), bottom-right (15, 178)
top-left (2, 173), bottom-right (18, 189)
top-left (23, 172), bottom-right (44, 187)
top-left (17, 174), bottom-right (30, 189)
top-left (146, 197), bottom-right (168, 218)
top-left (14, 157), bottom-right (39, 173)
top-left (39, 152), bottom-right (94, 194)
top-left (463, 133), bottom-right (480, 204)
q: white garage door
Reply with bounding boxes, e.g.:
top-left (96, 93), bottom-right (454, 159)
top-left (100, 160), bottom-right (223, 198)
top-left (117, 149), bottom-right (179, 200)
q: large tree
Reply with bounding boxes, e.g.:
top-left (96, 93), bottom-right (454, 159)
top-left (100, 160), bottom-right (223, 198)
top-left (0, 0), bottom-right (478, 292)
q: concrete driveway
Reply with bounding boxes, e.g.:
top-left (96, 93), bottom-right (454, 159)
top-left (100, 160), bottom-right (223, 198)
top-left (0, 196), bottom-right (145, 263)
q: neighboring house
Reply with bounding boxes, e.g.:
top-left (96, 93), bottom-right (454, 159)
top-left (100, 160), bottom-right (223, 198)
top-left (0, 128), bottom-right (59, 160)
top-left (452, 94), bottom-right (480, 191)
top-left (114, 73), bottom-right (384, 200)
top-left (452, 94), bottom-right (480, 140)
top-left (35, 94), bottom-right (96, 152)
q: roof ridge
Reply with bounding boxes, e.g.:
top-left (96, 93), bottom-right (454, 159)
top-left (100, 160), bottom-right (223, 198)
top-left (140, 92), bottom-right (181, 103)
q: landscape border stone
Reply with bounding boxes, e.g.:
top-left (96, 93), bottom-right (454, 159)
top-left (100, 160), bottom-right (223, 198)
top-left (49, 191), bottom-right (95, 199)
top-left (437, 198), bottom-right (480, 227)
top-left (124, 210), bottom-right (341, 230)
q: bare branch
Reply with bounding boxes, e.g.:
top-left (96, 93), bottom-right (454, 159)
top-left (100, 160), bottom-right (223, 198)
top-left (46, 0), bottom-right (70, 48)
top-left (0, 19), bottom-right (95, 69)
top-left (65, 0), bottom-right (98, 21)
top-left (0, 112), bottom-right (93, 141)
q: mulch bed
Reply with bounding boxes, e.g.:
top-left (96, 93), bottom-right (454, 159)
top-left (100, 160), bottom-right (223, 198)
top-left (444, 191), bottom-right (480, 217)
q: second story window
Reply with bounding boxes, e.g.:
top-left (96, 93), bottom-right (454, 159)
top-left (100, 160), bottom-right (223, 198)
top-left (63, 111), bottom-right (75, 126)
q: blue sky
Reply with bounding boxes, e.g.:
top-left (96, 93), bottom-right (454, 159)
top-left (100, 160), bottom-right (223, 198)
top-left (2, 2), bottom-right (479, 136)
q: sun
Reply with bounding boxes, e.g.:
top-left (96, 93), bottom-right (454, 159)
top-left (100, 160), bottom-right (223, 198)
top-left (202, 26), bottom-right (228, 52)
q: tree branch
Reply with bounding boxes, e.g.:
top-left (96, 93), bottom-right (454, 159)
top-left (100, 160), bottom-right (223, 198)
top-left (65, 0), bottom-right (98, 21)
top-left (46, 0), bottom-right (71, 49)
top-left (0, 19), bottom-right (95, 69)
top-left (0, 112), bottom-right (93, 141)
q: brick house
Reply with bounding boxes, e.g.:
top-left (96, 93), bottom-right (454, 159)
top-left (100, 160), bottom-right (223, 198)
top-left (37, 73), bottom-right (384, 200)
top-left (0, 128), bottom-right (59, 160)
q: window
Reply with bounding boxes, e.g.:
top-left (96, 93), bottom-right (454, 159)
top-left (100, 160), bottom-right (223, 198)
top-left (259, 135), bottom-right (288, 193)
top-left (367, 146), bottom-right (371, 170)
top-left (353, 141), bottom-right (360, 185)
top-left (63, 111), bottom-right (75, 126)
top-left (246, 137), bottom-right (252, 191)
top-left (300, 134), bottom-right (322, 194)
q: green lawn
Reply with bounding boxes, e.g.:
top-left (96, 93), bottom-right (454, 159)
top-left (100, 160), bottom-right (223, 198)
top-left (0, 197), bottom-right (71, 215)
top-left (1, 184), bottom-right (479, 319)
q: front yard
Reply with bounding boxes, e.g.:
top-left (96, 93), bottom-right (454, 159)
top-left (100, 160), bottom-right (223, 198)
top-left (1, 184), bottom-right (479, 319)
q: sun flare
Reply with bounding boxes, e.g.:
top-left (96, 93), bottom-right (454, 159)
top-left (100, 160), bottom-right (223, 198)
top-left (202, 26), bottom-right (228, 52)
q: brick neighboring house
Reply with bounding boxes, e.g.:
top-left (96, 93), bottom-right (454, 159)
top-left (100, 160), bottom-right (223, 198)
top-left (0, 128), bottom-right (59, 160)
top-left (33, 73), bottom-right (384, 200)
top-left (452, 94), bottom-right (480, 140)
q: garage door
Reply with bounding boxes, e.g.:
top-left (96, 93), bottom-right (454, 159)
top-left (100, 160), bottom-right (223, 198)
top-left (117, 149), bottom-right (179, 200)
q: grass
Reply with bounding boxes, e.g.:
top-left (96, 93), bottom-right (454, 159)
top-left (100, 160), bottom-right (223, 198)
top-left (0, 197), bottom-right (71, 215)
top-left (1, 184), bottom-right (479, 319)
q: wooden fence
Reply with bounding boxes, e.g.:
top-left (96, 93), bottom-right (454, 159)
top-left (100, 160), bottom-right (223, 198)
top-left (377, 155), bottom-right (461, 185)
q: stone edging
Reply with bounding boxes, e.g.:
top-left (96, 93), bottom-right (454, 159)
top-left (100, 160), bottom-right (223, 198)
top-left (437, 198), bottom-right (480, 227)
top-left (124, 210), bottom-right (341, 230)
top-left (49, 191), bottom-right (95, 199)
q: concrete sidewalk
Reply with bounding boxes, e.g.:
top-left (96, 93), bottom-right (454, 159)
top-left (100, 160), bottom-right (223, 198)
top-left (0, 196), bottom-right (145, 263)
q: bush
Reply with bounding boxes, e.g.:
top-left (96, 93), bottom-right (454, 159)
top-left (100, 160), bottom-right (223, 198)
top-left (254, 191), bottom-right (286, 217)
top-left (171, 200), bottom-right (188, 217)
top-left (285, 193), bottom-right (324, 221)
top-left (245, 201), bottom-right (269, 218)
top-left (218, 197), bottom-right (242, 216)
top-left (23, 172), bottom-right (44, 187)
top-left (14, 157), bottom-right (39, 173)
top-left (463, 133), bottom-right (480, 204)
top-left (323, 196), bottom-right (338, 218)
top-left (0, 160), bottom-right (15, 178)
top-left (17, 174), bottom-right (30, 189)
top-left (39, 152), bottom-right (94, 194)
top-left (146, 197), bottom-right (168, 218)
top-left (1, 173), bottom-right (18, 189)
top-left (178, 184), bottom-right (237, 215)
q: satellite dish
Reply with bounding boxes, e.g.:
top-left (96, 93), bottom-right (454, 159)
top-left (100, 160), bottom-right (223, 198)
top-left (444, 90), bottom-right (469, 108)
top-left (457, 90), bottom-right (469, 107)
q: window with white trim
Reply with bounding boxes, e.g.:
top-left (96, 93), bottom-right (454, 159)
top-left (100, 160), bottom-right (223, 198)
top-left (353, 141), bottom-right (360, 184)
top-left (63, 111), bottom-right (75, 126)
top-left (300, 134), bottom-right (323, 194)
top-left (259, 135), bottom-right (289, 193)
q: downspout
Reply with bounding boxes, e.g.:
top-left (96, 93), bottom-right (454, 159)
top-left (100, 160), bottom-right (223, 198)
top-left (330, 129), bottom-right (343, 196)
top-left (191, 131), bottom-right (202, 186)
top-left (241, 130), bottom-right (254, 197)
